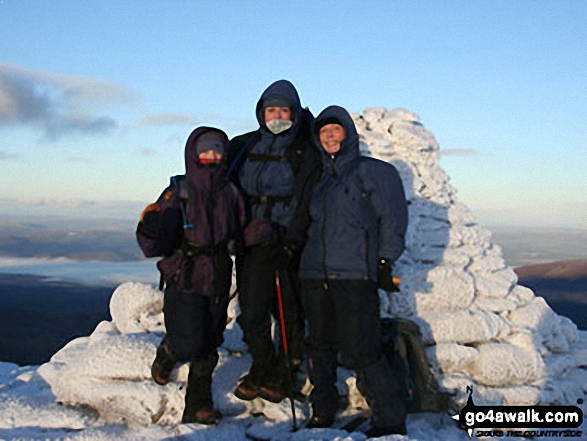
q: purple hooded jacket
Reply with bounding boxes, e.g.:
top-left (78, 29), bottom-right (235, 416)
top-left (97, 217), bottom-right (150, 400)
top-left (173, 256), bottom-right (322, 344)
top-left (137, 127), bottom-right (246, 297)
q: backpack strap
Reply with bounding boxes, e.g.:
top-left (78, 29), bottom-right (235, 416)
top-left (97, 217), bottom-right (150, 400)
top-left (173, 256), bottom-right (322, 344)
top-left (170, 175), bottom-right (193, 231)
top-left (226, 131), bottom-right (261, 181)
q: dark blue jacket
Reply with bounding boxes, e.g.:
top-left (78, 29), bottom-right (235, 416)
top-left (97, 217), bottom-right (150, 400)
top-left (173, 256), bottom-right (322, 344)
top-left (299, 106), bottom-right (408, 281)
top-left (230, 80), bottom-right (316, 229)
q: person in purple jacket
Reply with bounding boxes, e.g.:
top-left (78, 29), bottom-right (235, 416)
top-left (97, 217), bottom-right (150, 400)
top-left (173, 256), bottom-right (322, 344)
top-left (136, 127), bottom-right (246, 425)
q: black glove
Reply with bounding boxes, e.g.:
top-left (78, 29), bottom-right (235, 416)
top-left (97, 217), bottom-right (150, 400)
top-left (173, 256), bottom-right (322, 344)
top-left (138, 209), bottom-right (162, 238)
top-left (377, 258), bottom-right (399, 292)
top-left (268, 241), bottom-right (300, 270)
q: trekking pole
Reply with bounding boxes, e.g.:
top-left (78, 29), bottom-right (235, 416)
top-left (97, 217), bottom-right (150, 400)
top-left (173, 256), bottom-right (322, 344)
top-left (274, 270), bottom-right (298, 431)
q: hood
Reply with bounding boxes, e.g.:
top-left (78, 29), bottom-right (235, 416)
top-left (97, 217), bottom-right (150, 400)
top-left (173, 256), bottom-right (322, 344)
top-left (184, 127), bottom-right (229, 171)
top-left (313, 105), bottom-right (359, 161)
top-left (255, 80), bottom-right (303, 131)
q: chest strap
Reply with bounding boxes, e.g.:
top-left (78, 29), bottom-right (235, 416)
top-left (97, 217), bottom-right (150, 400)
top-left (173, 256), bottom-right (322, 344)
top-left (248, 195), bottom-right (292, 219)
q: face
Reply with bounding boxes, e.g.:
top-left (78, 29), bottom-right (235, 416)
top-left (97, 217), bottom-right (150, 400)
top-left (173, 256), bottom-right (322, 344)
top-left (319, 124), bottom-right (345, 154)
top-left (264, 106), bottom-right (292, 123)
top-left (198, 149), bottom-right (223, 164)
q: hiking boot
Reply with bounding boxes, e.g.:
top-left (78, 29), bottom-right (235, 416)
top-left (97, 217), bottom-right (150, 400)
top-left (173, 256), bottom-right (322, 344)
top-left (181, 406), bottom-right (222, 425)
top-left (364, 422), bottom-right (407, 437)
top-left (151, 337), bottom-right (177, 386)
top-left (234, 375), bottom-right (260, 401)
top-left (258, 382), bottom-right (286, 403)
top-left (305, 413), bottom-right (334, 429)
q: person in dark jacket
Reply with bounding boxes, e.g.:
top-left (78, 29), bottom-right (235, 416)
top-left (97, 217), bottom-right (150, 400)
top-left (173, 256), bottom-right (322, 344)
top-left (294, 105), bottom-right (409, 437)
top-left (137, 127), bottom-right (246, 425)
top-left (227, 80), bottom-right (320, 403)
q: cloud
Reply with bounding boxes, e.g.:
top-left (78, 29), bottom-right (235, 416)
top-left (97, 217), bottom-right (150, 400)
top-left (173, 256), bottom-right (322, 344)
top-left (440, 148), bottom-right (478, 156)
top-left (0, 150), bottom-right (20, 160)
top-left (136, 148), bottom-right (157, 157)
top-left (139, 113), bottom-right (197, 126)
top-left (0, 62), bottom-right (134, 140)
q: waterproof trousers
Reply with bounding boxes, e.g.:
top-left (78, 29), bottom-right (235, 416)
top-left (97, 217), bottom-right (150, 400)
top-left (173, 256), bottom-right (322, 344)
top-left (163, 281), bottom-right (229, 362)
top-left (301, 278), bottom-right (406, 428)
top-left (236, 245), bottom-right (305, 384)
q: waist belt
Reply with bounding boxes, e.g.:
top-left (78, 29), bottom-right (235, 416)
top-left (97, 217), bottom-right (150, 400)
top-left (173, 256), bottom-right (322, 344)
top-left (181, 242), bottom-right (225, 258)
top-left (180, 242), bottom-right (226, 291)
top-left (248, 195), bottom-right (292, 219)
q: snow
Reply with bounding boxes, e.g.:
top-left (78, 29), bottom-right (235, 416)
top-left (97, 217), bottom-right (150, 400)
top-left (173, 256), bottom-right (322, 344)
top-left (1, 108), bottom-right (586, 440)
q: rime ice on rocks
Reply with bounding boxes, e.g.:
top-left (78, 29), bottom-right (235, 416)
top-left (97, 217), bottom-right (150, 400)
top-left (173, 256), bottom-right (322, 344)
top-left (353, 107), bottom-right (587, 408)
top-left (9, 108), bottom-right (585, 435)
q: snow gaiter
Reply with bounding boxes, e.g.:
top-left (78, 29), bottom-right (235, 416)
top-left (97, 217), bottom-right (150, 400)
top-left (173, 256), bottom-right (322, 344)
top-left (183, 351), bottom-right (219, 414)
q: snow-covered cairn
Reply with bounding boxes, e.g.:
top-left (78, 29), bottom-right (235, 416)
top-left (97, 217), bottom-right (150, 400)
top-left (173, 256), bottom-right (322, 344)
top-left (36, 108), bottom-right (587, 427)
top-left (353, 108), bottom-right (586, 407)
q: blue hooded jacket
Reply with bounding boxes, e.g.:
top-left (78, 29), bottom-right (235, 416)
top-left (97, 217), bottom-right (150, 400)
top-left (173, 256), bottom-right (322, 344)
top-left (299, 106), bottom-right (408, 281)
top-left (235, 80), bottom-right (310, 229)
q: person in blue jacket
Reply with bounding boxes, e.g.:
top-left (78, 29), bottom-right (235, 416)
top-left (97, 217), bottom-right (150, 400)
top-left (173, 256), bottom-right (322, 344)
top-left (227, 80), bottom-right (320, 403)
top-left (294, 105), bottom-right (409, 437)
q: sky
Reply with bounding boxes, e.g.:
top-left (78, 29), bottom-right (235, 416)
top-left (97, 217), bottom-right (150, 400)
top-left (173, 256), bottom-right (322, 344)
top-left (1, 0), bottom-right (586, 228)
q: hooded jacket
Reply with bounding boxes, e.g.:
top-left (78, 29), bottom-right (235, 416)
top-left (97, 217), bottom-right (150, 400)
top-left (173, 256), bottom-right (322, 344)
top-left (298, 106), bottom-right (408, 282)
top-left (229, 80), bottom-right (317, 230)
top-left (137, 127), bottom-right (246, 296)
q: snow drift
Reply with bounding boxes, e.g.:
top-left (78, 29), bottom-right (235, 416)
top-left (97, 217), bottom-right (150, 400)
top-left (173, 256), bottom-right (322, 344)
top-left (1, 108), bottom-right (586, 440)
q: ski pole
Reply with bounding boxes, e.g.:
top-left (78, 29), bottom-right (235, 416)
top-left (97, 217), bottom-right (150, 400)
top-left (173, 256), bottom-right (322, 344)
top-left (275, 270), bottom-right (298, 431)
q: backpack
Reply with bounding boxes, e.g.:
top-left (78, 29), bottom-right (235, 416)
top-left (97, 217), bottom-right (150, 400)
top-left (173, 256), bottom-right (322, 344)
top-left (170, 174), bottom-right (241, 234)
top-left (381, 317), bottom-right (455, 413)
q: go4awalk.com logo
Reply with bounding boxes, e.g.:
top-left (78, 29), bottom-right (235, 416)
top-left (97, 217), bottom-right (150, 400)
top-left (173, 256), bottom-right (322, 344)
top-left (452, 386), bottom-right (584, 438)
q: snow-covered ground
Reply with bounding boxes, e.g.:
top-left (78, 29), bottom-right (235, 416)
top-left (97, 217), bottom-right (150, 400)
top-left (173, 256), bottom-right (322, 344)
top-left (1, 108), bottom-right (585, 440)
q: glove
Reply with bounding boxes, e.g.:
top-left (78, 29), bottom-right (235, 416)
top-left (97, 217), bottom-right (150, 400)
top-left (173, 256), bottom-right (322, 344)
top-left (138, 203), bottom-right (162, 238)
top-left (243, 219), bottom-right (275, 247)
top-left (377, 258), bottom-right (399, 292)
top-left (268, 241), bottom-right (300, 270)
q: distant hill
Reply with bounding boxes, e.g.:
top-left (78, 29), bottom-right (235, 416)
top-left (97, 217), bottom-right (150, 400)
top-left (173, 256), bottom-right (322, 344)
top-left (514, 259), bottom-right (587, 280)
top-left (514, 259), bottom-right (587, 330)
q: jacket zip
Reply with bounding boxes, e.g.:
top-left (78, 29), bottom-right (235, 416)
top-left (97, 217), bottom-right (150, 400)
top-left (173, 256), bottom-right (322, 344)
top-left (321, 155), bottom-right (337, 280)
top-left (364, 229), bottom-right (370, 280)
top-left (208, 172), bottom-right (220, 304)
top-left (256, 137), bottom-right (275, 218)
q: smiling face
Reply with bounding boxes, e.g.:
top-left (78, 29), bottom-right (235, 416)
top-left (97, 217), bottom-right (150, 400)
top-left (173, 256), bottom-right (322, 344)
top-left (264, 106), bottom-right (292, 123)
top-left (319, 123), bottom-right (345, 154)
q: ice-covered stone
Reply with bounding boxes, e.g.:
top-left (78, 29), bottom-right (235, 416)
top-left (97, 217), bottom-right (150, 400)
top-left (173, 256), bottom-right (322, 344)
top-left (109, 282), bottom-right (165, 334)
top-left (508, 296), bottom-right (558, 337)
top-left (426, 343), bottom-right (479, 373)
top-left (465, 341), bottom-right (545, 386)
top-left (413, 266), bottom-right (475, 312)
top-left (416, 310), bottom-right (505, 345)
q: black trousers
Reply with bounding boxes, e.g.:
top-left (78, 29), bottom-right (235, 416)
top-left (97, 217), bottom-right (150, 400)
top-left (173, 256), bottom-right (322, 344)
top-left (164, 281), bottom-right (229, 362)
top-left (301, 278), bottom-right (406, 428)
top-left (236, 245), bottom-right (305, 383)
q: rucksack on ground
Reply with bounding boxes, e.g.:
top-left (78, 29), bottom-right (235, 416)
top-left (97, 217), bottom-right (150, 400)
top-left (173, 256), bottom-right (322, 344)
top-left (381, 317), bottom-right (456, 413)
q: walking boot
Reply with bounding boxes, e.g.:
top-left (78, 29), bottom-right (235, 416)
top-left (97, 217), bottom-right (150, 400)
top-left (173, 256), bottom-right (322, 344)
top-left (182, 353), bottom-right (221, 425)
top-left (258, 381), bottom-right (286, 403)
top-left (182, 406), bottom-right (222, 425)
top-left (151, 335), bottom-right (177, 386)
top-left (234, 374), bottom-right (260, 401)
top-left (364, 422), bottom-right (407, 437)
top-left (234, 350), bottom-right (272, 401)
top-left (305, 412), bottom-right (334, 429)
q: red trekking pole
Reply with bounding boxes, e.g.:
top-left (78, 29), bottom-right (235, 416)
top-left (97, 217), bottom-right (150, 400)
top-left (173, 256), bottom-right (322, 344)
top-left (275, 271), bottom-right (298, 431)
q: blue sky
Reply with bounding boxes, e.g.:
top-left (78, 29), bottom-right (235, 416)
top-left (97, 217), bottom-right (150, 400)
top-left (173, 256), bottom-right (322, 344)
top-left (1, 0), bottom-right (586, 228)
